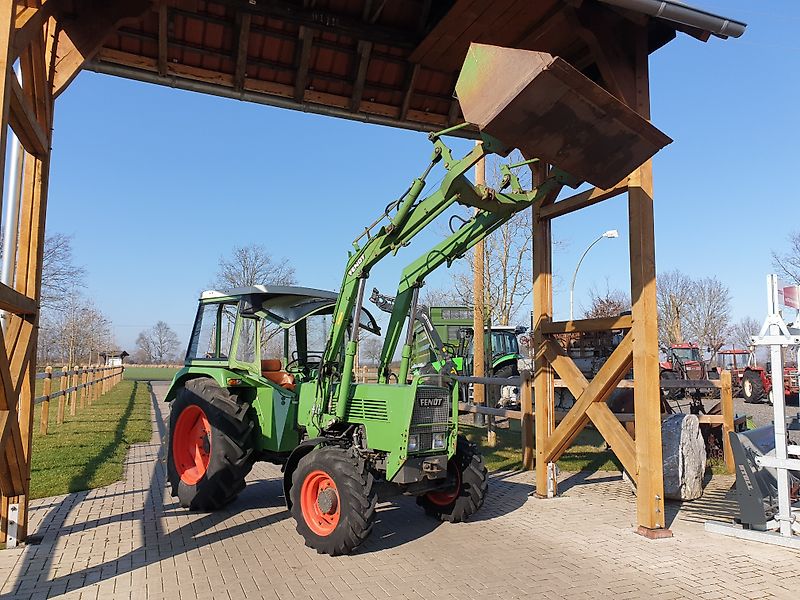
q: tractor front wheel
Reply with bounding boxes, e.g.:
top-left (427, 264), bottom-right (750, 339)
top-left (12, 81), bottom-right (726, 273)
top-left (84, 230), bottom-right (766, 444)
top-left (418, 436), bottom-right (488, 522)
top-left (290, 446), bottom-right (377, 556)
top-left (167, 378), bottom-right (256, 510)
top-left (742, 371), bottom-right (766, 403)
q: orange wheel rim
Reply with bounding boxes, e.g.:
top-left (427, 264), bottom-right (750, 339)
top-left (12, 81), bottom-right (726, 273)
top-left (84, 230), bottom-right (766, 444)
top-left (426, 462), bottom-right (461, 507)
top-left (300, 470), bottom-right (341, 536)
top-left (173, 405), bottom-right (212, 485)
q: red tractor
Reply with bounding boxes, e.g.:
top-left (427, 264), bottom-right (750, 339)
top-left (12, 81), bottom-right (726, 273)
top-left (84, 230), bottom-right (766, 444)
top-left (716, 348), bottom-right (751, 396)
top-left (741, 355), bottom-right (799, 404)
top-left (659, 343), bottom-right (717, 400)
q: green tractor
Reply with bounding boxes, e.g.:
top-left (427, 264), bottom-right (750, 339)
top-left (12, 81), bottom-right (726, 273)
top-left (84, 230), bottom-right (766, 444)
top-left (163, 43), bottom-right (667, 555)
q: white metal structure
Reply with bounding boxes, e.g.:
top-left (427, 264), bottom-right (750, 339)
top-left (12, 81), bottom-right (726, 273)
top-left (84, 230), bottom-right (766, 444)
top-left (707, 275), bottom-right (800, 547)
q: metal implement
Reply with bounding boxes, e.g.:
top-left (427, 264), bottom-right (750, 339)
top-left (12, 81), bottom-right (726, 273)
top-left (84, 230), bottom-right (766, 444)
top-left (456, 44), bottom-right (672, 189)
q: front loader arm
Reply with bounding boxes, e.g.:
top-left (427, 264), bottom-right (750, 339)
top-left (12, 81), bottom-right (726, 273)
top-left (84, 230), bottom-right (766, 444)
top-left (316, 127), bottom-right (501, 424)
top-left (378, 169), bottom-right (575, 383)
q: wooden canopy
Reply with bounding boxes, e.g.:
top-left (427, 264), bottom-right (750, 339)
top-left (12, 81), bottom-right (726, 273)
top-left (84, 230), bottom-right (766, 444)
top-left (82, 0), bottom-right (734, 132)
top-left (0, 0), bottom-right (744, 547)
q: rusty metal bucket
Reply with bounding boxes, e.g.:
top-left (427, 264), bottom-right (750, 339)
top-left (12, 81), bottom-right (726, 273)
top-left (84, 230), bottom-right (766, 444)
top-left (455, 43), bottom-right (672, 189)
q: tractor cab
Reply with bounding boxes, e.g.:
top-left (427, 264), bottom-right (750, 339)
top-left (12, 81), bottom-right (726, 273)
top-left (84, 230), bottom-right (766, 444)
top-left (184, 285), bottom-right (381, 388)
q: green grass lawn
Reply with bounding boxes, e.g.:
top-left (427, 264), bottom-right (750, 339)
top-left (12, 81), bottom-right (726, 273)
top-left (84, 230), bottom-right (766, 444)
top-left (124, 366), bottom-right (181, 381)
top-left (461, 419), bottom-right (622, 473)
top-left (30, 380), bottom-right (152, 499)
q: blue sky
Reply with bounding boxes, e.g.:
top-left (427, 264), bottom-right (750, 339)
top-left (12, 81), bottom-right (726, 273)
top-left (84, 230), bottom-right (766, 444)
top-left (37, 0), bottom-right (799, 352)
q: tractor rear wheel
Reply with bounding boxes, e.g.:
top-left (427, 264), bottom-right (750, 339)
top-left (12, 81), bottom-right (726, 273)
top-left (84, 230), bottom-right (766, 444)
top-left (290, 446), bottom-right (377, 556)
top-left (418, 436), bottom-right (488, 522)
top-left (167, 378), bottom-right (256, 510)
top-left (660, 370), bottom-right (683, 401)
top-left (742, 370), bottom-right (766, 403)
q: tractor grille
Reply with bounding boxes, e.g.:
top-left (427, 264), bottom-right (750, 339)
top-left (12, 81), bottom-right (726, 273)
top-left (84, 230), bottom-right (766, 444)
top-left (410, 386), bottom-right (452, 452)
top-left (329, 397), bottom-right (389, 421)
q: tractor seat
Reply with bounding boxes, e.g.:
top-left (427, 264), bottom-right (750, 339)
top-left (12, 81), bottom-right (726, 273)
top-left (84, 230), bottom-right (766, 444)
top-left (261, 359), bottom-right (296, 391)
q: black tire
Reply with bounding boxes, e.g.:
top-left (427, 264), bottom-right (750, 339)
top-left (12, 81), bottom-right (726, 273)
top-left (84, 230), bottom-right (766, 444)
top-left (290, 446), bottom-right (377, 556)
top-left (742, 370), bottom-right (766, 403)
top-left (660, 370), bottom-right (683, 401)
top-left (418, 435), bottom-right (488, 522)
top-left (489, 363), bottom-right (517, 408)
top-left (167, 378), bottom-right (256, 510)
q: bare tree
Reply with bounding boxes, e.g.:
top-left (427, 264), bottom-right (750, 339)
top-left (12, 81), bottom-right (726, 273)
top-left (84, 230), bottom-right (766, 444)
top-left (584, 285), bottom-right (630, 319)
top-left (41, 233), bottom-right (87, 309)
top-left (656, 269), bottom-right (695, 347)
top-left (151, 321), bottom-right (180, 363)
top-left (360, 336), bottom-right (383, 366)
top-left (731, 316), bottom-right (761, 350)
top-left (772, 231), bottom-right (800, 284)
top-left (684, 276), bottom-right (732, 358)
top-left (214, 244), bottom-right (296, 289)
top-left (40, 287), bottom-right (113, 366)
top-left (134, 331), bottom-right (155, 363)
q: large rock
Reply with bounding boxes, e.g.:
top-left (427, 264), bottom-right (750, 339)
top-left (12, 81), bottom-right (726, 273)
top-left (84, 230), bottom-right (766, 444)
top-left (662, 414), bottom-right (707, 500)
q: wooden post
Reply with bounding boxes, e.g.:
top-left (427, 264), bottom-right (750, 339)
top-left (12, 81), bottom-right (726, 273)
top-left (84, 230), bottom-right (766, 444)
top-left (629, 29), bottom-right (667, 535)
top-left (79, 365), bottom-right (87, 409)
top-left (720, 369), bottom-right (734, 474)
top-left (69, 367), bottom-right (78, 416)
top-left (39, 366), bottom-right (52, 435)
top-left (520, 370), bottom-right (534, 469)
top-left (533, 162), bottom-right (556, 497)
top-left (472, 143), bottom-right (486, 424)
top-left (57, 368), bottom-right (67, 424)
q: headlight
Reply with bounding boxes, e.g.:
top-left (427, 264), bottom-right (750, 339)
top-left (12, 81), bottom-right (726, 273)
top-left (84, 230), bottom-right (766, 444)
top-left (407, 434), bottom-right (419, 452)
top-left (433, 433), bottom-right (446, 449)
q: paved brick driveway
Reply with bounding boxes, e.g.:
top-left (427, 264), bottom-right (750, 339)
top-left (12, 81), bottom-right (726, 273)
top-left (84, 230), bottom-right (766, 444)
top-left (0, 382), bottom-right (797, 600)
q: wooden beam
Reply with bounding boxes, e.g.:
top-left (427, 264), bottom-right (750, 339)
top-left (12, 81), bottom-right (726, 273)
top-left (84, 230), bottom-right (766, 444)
top-left (158, 3), bottom-right (168, 77)
top-left (520, 371), bottom-right (534, 470)
top-left (0, 284), bottom-right (36, 316)
top-left (233, 11), bottom-right (252, 90)
top-left (294, 26), bottom-right (314, 102)
top-left (8, 72), bottom-right (48, 157)
top-left (52, 0), bottom-right (151, 97)
top-left (417, 0), bottom-right (432, 33)
top-left (539, 180), bottom-right (628, 220)
top-left (542, 339), bottom-right (588, 399)
top-left (399, 62), bottom-right (419, 121)
top-left (0, 3), bottom-right (15, 206)
top-left (628, 24), bottom-right (667, 533)
top-left (532, 162), bottom-right (556, 496)
top-left (541, 314), bottom-right (632, 335)
top-left (544, 331), bottom-right (633, 463)
top-left (350, 40), bottom-right (372, 112)
top-left (720, 370), bottom-right (734, 473)
top-left (12, 1), bottom-right (55, 59)
top-left (586, 402), bottom-right (637, 481)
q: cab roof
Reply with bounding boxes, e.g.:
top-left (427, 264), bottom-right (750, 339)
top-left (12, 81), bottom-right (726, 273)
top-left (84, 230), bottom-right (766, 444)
top-left (200, 285), bottom-right (380, 335)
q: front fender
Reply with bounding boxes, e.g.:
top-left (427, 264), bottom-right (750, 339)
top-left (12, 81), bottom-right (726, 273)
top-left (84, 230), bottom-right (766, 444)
top-left (281, 437), bottom-right (334, 509)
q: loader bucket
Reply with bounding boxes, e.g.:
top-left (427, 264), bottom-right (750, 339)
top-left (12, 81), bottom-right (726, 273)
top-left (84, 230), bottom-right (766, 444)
top-left (455, 43), bottom-right (672, 189)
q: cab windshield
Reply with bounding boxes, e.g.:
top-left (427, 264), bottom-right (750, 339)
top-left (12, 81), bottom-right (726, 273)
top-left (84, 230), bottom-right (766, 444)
top-left (672, 347), bottom-right (700, 362)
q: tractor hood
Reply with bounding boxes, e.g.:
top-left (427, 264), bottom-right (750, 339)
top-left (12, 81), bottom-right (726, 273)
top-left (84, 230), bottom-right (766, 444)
top-left (200, 285), bottom-right (381, 335)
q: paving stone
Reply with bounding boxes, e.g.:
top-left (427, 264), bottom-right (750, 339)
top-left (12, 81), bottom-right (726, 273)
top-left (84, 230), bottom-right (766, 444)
top-left (0, 381), bottom-right (796, 599)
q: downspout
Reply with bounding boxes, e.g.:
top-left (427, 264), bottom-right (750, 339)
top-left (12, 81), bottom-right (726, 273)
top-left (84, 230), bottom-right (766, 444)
top-left (1, 65), bottom-right (25, 328)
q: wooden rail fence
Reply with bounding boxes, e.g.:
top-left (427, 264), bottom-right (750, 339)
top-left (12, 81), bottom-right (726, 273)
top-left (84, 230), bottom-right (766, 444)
top-left (458, 370), bottom-right (743, 474)
top-left (35, 366), bottom-right (124, 435)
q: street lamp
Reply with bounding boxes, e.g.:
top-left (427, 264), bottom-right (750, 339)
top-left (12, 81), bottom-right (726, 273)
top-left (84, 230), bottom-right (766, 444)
top-left (569, 229), bottom-right (619, 321)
